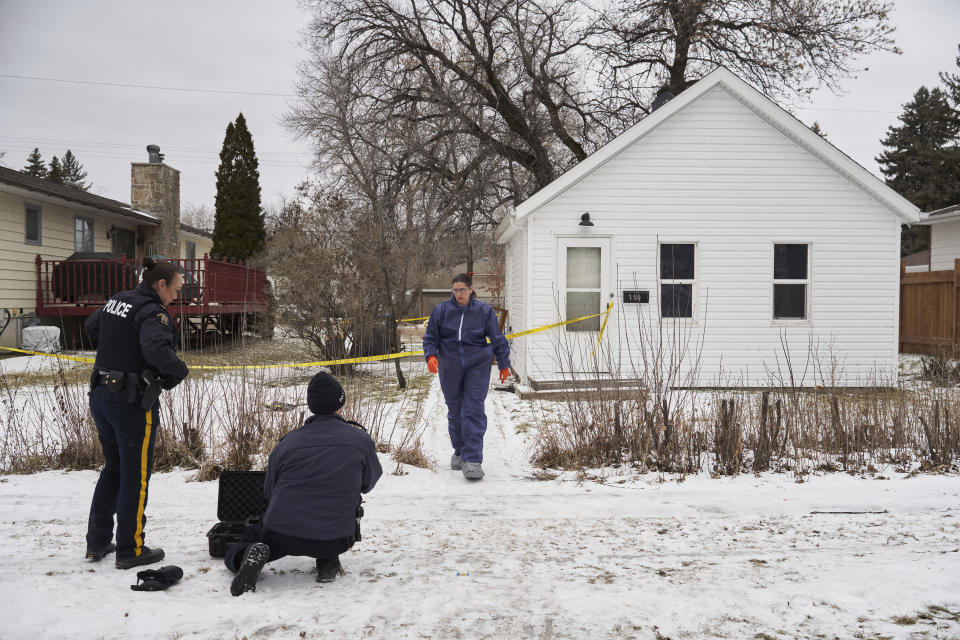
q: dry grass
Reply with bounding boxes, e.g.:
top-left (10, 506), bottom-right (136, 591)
top-left (533, 382), bottom-right (960, 476)
top-left (393, 438), bottom-right (433, 469)
top-left (530, 301), bottom-right (960, 476)
top-left (0, 338), bottom-right (428, 477)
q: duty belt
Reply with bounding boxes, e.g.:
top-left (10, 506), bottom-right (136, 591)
top-left (95, 370), bottom-right (130, 387)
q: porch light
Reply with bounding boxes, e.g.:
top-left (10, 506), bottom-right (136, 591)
top-left (579, 212), bottom-right (594, 227)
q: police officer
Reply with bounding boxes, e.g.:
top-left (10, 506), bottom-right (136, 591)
top-left (227, 371), bottom-right (382, 596)
top-left (84, 256), bottom-right (189, 569)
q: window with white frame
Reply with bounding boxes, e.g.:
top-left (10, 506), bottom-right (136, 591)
top-left (74, 216), bottom-right (94, 252)
top-left (25, 204), bottom-right (42, 245)
top-left (773, 243), bottom-right (809, 320)
top-left (565, 246), bottom-right (602, 331)
top-left (659, 243), bottom-right (695, 318)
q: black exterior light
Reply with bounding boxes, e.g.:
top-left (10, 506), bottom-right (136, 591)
top-left (579, 212), bottom-right (594, 226)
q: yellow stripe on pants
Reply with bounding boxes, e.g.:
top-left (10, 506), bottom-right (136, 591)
top-left (134, 407), bottom-right (152, 556)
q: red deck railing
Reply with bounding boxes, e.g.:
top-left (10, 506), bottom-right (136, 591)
top-left (35, 254), bottom-right (267, 317)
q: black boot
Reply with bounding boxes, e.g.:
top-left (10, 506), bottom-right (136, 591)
top-left (116, 546), bottom-right (165, 570)
top-left (85, 543), bottom-right (116, 561)
top-left (316, 556), bottom-right (342, 583)
top-left (231, 543), bottom-right (270, 596)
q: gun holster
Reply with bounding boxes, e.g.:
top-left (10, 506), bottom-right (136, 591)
top-left (139, 371), bottom-right (162, 411)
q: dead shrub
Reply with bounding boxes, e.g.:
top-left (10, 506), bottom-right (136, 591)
top-left (393, 437), bottom-right (432, 469)
top-left (713, 397), bottom-right (742, 475)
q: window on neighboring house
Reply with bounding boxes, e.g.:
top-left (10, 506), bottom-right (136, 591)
top-left (74, 216), bottom-right (94, 252)
top-left (25, 204), bottom-right (42, 245)
top-left (185, 240), bottom-right (196, 261)
top-left (773, 243), bottom-right (809, 320)
top-left (660, 243), bottom-right (696, 318)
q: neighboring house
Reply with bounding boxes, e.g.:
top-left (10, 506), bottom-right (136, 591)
top-left (0, 146), bottom-right (254, 350)
top-left (916, 204), bottom-right (960, 270)
top-left (496, 67), bottom-right (919, 389)
top-left (417, 256), bottom-right (504, 319)
top-left (900, 248), bottom-right (930, 273)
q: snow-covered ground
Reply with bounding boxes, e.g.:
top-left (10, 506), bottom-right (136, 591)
top-left (1, 356), bottom-right (959, 639)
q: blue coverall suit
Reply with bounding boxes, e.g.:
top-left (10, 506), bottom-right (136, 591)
top-left (84, 282), bottom-right (188, 560)
top-left (423, 295), bottom-right (510, 464)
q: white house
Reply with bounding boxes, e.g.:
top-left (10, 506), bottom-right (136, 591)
top-left (917, 204), bottom-right (960, 270)
top-left (496, 67), bottom-right (919, 389)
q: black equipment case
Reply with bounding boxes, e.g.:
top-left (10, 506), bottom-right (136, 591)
top-left (206, 470), bottom-right (267, 557)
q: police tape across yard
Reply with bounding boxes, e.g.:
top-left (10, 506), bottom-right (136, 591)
top-left (0, 303), bottom-right (615, 371)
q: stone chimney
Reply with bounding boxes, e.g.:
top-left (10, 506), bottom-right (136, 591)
top-left (131, 144), bottom-right (180, 257)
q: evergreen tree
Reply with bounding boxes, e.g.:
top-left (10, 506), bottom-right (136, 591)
top-left (877, 86), bottom-right (960, 256)
top-left (940, 44), bottom-right (960, 106)
top-left (23, 148), bottom-right (48, 178)
top-left (59, 149), bottom-right (90, 190)
top-left (212, 113), bottom-right (265, 260)
top-left (810, 122), bottom-right (828, 140)
top-left (47, 156), bottom-right (64, 184)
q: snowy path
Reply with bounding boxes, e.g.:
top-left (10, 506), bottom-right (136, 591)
top-left (1, 370), bottom-right (959, 639)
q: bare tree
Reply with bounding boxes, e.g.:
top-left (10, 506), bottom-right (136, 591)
top-left (287, 54), bottom-right (460, 386)
top-left (180, 203), bottom-right (215, 231)
top-left (298, 0), bottom-right (603, 200)
top-left (590, 0), bottom-right (898, 120)
top-left (268, 185), bottom-right (356, 364)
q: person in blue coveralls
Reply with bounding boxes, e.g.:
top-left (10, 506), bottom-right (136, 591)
top-left (84, 257), bottom-right (189, 569)
top-left (423, 273), bottom-right (510, 480)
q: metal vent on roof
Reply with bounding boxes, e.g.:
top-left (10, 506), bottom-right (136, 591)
top-left (147, 144), bottom-right (164, 163)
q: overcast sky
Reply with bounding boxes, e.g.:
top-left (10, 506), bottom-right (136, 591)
top-left (1, 0), bottom-right (959, 216)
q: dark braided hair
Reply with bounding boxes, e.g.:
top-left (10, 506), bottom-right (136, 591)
top-left (141, 257), bottom-right (179, 286)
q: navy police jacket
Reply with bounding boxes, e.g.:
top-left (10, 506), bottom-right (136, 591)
top-left (84, 281), bottom-right (188, 384)
top-left (422, 295), bottom-right (510, 370)
top-left (263, 414), bottom-right (383, 541)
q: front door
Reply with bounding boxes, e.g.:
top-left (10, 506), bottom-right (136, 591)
top-left (556, 236), bottom-right (612, 373)
top-left (111, 228), bottom-right (136, 259)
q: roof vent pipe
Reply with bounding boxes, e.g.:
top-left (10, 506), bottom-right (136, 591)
top-left (146, 144), bottom-right (164, 163)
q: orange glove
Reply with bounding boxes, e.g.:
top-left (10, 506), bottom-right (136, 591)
top-left (499, 368), bottom-right (510, 384)
top-left (427, 356), bottom-right (439, 374)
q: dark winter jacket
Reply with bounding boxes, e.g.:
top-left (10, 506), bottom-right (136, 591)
top-left (263, 414), bottom-right (383, 541)
top-left (84, 281), bottom-right (188, 385)
top-left (422, 295), bottom-right (510, 370)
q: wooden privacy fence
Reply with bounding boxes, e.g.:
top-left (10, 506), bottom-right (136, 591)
top-left (900, 258), bottom-right (960, 355)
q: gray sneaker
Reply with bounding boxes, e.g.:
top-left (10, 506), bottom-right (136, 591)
top-left (451, 454), bottom-right (463, 470)
top-left (462, 461), bottom-right (484, 480)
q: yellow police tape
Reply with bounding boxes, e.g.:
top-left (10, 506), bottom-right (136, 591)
top-left (0, 305), bottom-right (616, 371)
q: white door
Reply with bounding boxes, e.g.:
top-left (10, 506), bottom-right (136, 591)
top-left (556, 236), bottom-right (613, 373)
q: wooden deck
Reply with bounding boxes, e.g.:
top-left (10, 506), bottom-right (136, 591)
top-left (35, 254), bottom-right (267, 317)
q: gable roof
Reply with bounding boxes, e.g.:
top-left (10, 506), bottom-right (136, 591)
top-left (500, 66), bottom-right (919, 238)
top-left (0, 165), bottom-right (158, 224)
top-left (179, 222), bottom-right (213, 239)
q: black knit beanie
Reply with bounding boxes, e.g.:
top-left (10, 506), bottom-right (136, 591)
top-left (307, 372), bottom-right (346, 415)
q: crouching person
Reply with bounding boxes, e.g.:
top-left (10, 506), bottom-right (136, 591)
top-left (226, 372), bottom-right (383, 596)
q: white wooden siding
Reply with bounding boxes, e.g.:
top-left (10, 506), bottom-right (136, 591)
top-left (519, 86), bottom-right (900, 386)
top-left (504, 224), bottom-right (527, 379)
top-left (929, 219), bottom-right (960, 270)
